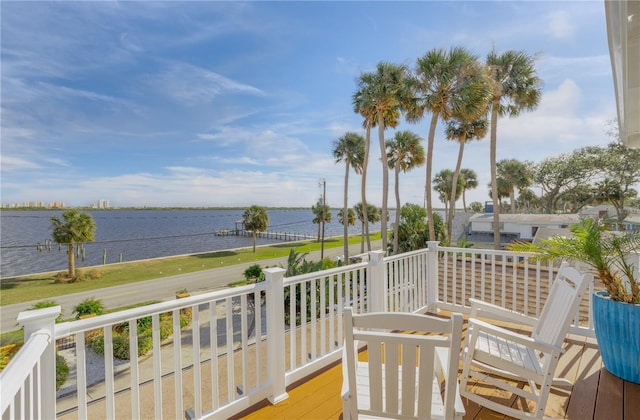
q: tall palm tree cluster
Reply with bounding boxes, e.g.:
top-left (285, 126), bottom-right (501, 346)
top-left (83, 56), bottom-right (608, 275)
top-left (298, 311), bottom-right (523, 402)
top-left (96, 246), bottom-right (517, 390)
top-left (334, 46), bottom-right (541, 255)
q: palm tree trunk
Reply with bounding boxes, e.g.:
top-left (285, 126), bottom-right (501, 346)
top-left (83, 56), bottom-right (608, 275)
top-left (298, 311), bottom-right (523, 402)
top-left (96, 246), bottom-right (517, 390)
top-left (68, 242), bottom-right (75, 278)
top-left (362, 125), bottom-right (371, 251)
top-left (448, 140), bottom-right (465, 245)
top-left (490, 104), bottom-right (501, 250)
top-left (378, 116), bottom-right (388, 252)
top-left (510, 189), bottom-right (516, 214)
top-left (343, 162), bottom-right (350, 263)
top-left (393, 166), bottom-right (401, 254)
top-left (253, 232), bottom-right (257, 252)
top-left (425, 112), bottom-right (439, 242)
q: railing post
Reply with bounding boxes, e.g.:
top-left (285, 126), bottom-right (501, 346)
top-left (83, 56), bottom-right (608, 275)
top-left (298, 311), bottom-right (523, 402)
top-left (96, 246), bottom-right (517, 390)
top-left (426, 241), bottom-right (440, 313)
top-left (16, 306), bottom-right (61, 416)
top-left (368, 250), bottom-right (387, 313)
top-left (263, 267), bottom-right (288, 404)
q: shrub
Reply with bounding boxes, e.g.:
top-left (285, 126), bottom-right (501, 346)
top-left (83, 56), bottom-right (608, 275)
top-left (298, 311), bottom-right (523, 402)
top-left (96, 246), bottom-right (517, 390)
top-left (76, 269), bottom-right (102, 281)
top-left (86, 311), bottom-right (190, 360)
top-left (73, 297), bottom-right (105, 319)
top-left (56, 353), bottom-right (69, 390)
top-left (243, 264), bottom-right (264, 282)
top-left (29, 300), bottom-right (63, 323)
top-left (53, 272), bottom-right (74, 284)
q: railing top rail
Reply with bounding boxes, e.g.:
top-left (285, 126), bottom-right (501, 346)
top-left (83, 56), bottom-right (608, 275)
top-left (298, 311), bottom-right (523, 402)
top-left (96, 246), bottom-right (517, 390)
top-left (54, 281), bottom-right (266, 339)
top-left (383, 248), bottom-right (429, 263)
top-left (436, 245), bottom-right (538, 257)
top-left (0, 331), bottom-right (50, 413)
top-left (283, 261), bottom-right (368, 286)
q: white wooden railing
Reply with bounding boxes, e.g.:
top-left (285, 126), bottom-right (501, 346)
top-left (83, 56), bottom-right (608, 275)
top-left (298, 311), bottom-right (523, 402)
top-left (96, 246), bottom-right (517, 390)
top-left (0, 243), bottom-right (596, 419)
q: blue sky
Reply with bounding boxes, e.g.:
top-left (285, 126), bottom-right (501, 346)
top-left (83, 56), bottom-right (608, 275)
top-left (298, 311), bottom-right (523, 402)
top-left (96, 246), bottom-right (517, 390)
top-left (1, 1), bottom-right (614, 208)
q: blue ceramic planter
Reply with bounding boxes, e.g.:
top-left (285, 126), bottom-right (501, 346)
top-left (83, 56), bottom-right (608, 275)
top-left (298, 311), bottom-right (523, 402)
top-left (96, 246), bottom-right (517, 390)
top-left (592, 291), bottom-right (640, 384)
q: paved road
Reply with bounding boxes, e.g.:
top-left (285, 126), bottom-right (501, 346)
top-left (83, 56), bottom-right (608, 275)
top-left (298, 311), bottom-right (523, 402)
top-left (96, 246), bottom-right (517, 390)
top-left (1, 240), bottom-right (383, 333)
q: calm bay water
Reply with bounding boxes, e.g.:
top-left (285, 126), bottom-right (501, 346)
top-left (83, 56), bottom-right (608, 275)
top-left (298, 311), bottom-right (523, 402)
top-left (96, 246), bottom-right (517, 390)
top-left (0, 209), bottom-right (384, 278)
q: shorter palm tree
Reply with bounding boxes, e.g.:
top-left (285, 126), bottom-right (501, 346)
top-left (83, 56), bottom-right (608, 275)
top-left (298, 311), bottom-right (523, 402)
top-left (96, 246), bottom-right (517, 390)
top-left (445, 117), bottom-right (488, 241)
top-left (496, 159), bottom-right (533, 214)
top-left (338, 208), bottom-right (356, 228)
top-left (242, 206), bottom-right (269, 252)
top-left (460, 168), bottom-right (478, 211)
top-left (311, 200), bottom-right (332, 242)
top-left (51, 209), bottom-right (96, 279)
top-left (333, 132), bottom-right (365, 263)
top-left (354, 202), bottom-right (381, 253)
top-left (386, 130), bottom-right (425, 254)
top-left (434, 169), bottom-right (463, 243)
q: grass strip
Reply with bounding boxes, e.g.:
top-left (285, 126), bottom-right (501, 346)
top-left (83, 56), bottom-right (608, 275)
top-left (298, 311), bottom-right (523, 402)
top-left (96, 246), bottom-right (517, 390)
top-left (1, 234), bottom-right (380, 306)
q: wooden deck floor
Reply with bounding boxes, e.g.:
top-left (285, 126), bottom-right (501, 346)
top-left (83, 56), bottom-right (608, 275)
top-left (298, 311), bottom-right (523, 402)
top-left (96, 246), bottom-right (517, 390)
top-left (237, 314), bottom-right (640, 420)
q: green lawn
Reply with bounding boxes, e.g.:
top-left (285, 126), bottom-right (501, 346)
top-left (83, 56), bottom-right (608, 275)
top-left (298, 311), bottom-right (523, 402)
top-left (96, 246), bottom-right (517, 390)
top-left (1, 234), bottom-right (380, 306)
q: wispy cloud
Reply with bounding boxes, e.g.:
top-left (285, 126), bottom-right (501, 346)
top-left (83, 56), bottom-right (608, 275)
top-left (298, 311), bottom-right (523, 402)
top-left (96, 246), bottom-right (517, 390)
top-left (0, 156), bottom-right (41, 172)
top-left (148, 62), bottom-right (265, 105)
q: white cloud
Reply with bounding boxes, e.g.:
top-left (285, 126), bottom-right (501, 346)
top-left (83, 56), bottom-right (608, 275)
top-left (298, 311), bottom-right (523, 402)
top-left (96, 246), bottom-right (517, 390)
top-left (0, 155), bottom-right (41, 172)
top-left (546, 11), bottom-right (578, 39)
top-left (149, 62), bottom-right (265, 105)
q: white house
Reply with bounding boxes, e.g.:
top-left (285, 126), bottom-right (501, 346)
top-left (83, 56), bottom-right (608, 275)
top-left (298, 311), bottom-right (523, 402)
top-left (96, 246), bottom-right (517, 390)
top-left (467, 213), bottom-right (581, 242)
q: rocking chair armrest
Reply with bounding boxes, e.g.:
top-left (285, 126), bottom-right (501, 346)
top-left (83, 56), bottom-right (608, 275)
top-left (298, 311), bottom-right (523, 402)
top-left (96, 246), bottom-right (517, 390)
top-left (467, 317), bottom-right (564, 355)
top-left (435, 348), bottom-right (466, 418)
top-left (341, 345), bottom-right (350, 399)
top-left (469, 298), bottom-right (537, 327)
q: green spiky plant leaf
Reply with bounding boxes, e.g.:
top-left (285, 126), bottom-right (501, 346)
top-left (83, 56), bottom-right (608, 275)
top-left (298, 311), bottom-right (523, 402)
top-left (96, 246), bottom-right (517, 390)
top-left (508, 218), bottom-right (640, 303)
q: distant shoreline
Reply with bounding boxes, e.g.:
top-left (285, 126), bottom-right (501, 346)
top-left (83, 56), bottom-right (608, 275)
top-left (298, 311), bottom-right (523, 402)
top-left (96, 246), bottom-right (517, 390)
top-left (1, 206), bottom-right (450, 212)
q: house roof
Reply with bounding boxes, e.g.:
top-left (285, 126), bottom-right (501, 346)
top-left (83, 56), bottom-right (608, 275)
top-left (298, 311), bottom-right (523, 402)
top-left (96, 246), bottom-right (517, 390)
top-left (469, 213), bottom-right (581, 224)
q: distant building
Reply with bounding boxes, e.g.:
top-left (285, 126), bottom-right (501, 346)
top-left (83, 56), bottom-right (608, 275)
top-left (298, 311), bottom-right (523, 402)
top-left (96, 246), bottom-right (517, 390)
top-left (98, 199), bottom-right (110, 209)
top-left (624, 214), bottom-right (640, 232)
top-left (21, 201), bottom-right (45, 208)
top-left (467, 213), bottom-right (581, 244)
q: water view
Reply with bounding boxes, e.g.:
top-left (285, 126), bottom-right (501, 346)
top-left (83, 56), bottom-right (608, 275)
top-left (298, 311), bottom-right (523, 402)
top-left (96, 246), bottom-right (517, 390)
top-left (0, 208), bottom-right (385, 278)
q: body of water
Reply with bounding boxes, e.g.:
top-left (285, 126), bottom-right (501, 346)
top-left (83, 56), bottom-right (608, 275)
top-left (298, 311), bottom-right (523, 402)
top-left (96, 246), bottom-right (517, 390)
top-left (0, 209), bottom-right (387, 278)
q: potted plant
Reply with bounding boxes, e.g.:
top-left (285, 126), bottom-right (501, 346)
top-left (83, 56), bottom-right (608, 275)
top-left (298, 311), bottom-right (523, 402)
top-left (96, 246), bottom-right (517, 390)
top-left (508, 217), bottom-right (640, 383)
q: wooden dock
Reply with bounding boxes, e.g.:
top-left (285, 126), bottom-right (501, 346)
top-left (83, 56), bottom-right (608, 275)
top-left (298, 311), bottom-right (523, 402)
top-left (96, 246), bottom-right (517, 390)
top-left (214, 229), bottom-right (316, 241)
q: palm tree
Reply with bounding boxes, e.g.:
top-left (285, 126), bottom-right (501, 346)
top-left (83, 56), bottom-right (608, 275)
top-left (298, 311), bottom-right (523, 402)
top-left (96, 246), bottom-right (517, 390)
top-left (354, 62), bottom-right (408, 252)
top-left (410, 47), bottom-right (489, 243)
top-left (460, 168), bottom-right (478, 211)
top-left (433, 169), bottom-right (464, 237)
top-left (353, 74), bottom-right (375, 252)
top-left (516, 188), bottom-right (541, 213)
top-left (242, 205), bottom-right (269, 252)
top-left (486, 50), bottom-right (542, 249)
top-left (50, 209), bottom-right (96, 279)
top-left (445, 117), bottom-right (488, 242)
top-left (385, 130), bottom-right (425, 254)
top-left (353, 202), bottom-right (381, 253)
top-left (311, 199), bottom-right (331, 242)
top-left (333, 132), bottom-right (365, 263)
top-left (488, 179), bottom-right (511, 212)
top-left (338, 208), bottom-right (356, 227)
top-left (496, 159), bottom-right (533, 214)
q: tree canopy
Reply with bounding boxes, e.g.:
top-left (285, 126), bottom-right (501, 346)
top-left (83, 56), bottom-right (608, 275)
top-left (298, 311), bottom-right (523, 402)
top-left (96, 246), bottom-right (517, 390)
top-left (242, 205), bottom-right (269, 252)
top-left (50, 209), bottom-right (96, 279)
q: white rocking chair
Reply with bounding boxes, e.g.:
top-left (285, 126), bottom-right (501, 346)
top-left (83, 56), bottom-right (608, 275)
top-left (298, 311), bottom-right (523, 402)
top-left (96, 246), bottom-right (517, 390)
top-left (460, 263), bottom-right (591, 419)
top-left (341, 308), bottom-right (465, 419)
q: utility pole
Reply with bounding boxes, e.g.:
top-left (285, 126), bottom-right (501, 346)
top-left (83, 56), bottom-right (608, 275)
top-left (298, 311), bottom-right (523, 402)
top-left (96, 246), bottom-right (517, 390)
top-left (320, 178), bottom-right (326, 261)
